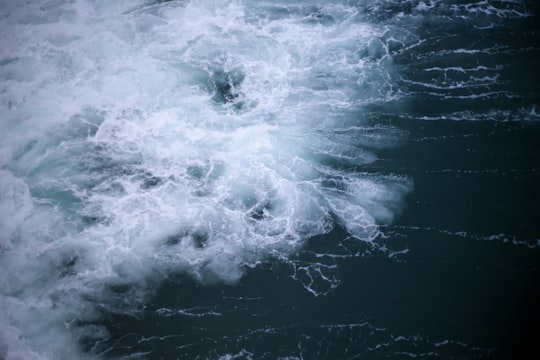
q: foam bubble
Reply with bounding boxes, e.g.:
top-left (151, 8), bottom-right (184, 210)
top-left (0, 0), bottom-right (412, 358)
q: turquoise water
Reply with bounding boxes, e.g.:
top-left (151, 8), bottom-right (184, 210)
top-left (1, 1), bottom-right (539, 359)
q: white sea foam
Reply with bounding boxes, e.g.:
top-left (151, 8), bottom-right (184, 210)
top-left (0, 0), bottom-right (411, 358)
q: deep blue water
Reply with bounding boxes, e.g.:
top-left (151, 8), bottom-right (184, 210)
top-left (1, 1), bottom-right (539, 359)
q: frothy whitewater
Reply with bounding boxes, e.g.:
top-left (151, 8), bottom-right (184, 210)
top-left (0, 1), bottom-right (413, 358)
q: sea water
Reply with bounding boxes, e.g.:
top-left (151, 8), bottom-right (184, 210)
top-left (0, 1), bottom-right (538, 359)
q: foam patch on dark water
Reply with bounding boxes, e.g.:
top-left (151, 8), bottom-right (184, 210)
top-left (0, 0), bottom-right (416, 358)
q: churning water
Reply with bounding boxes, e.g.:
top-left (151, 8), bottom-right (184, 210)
top-left (1, 0), bottom-right (539, 359)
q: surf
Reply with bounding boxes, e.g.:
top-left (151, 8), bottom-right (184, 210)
top-left (0, 1), bottom-right (413, 358)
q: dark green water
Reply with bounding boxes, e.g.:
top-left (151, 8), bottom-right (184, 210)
top-left (98, 120), bottom-right (540, 359)
top-left (96, 2), bottom-right (540, 357)
top-left (1, 1), bottom-right (539, 359)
